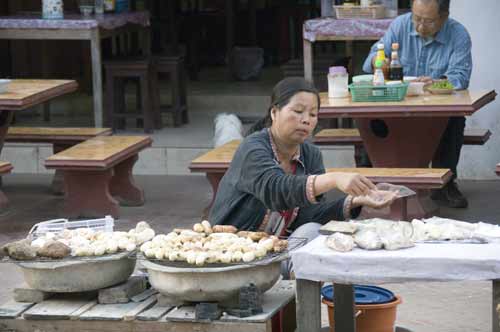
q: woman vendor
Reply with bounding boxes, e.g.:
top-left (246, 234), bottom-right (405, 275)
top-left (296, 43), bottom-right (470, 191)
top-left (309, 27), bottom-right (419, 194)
top-left (209, 77), bottom-right (395, 243)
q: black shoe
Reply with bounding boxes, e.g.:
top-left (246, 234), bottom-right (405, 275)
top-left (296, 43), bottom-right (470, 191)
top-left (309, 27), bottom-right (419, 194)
top-left (446, 182), bottom-right (468, 208)
top-left (431, 182), bottom-right (468, 208)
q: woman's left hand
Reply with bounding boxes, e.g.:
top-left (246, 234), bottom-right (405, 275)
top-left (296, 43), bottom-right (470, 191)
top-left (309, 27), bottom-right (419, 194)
top-left (352, 190), bottom-right (398, 209)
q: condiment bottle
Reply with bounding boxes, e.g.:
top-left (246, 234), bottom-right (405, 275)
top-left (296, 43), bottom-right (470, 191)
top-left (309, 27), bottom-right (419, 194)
top-left (328, 66), bottom-right (349, 98)
top-left (389, 43), bottom-right (403, 81)
top-left (373, 59), bottom-right (385, 86)
top-left (375, 43), bottom-right (389, 80)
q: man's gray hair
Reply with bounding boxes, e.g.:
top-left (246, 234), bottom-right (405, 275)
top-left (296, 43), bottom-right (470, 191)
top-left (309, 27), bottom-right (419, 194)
top-left (413, 0), bottom-right (450, 14)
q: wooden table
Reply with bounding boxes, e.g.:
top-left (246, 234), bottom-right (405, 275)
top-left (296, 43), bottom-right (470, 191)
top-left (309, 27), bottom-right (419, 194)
top-left (0, 79), bottom-right (78, 206)
top-left (0, 79), bottom-right (78, 150)
top-left (292, 237), bottom-right (500, 332)
top-left (302, 16), bottom-right (392, 82)
top-left (0, 12), bottom-right (151, 127)
top-left (0, 280), bottom-right (296, 332)
top-left (319, 90), bottom-right (497, 218)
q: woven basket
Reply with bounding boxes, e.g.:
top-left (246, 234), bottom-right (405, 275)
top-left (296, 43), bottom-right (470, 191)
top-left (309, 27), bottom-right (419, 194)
top-left (334, 5), bottom-right (386, 19)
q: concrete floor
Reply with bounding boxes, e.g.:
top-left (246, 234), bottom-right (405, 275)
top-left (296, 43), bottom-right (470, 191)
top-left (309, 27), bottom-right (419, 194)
top-left (0, 174), bottom-right (499, 331)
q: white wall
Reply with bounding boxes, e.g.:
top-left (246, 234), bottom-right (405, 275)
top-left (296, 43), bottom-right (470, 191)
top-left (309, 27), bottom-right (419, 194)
top-left (451, 0), bottom-right (500, 180)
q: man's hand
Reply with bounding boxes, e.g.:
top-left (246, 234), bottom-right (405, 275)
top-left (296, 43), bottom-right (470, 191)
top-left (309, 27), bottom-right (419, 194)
top-left (333, 173), bottom-right (377, 197)
top-left (415, 76), bottom-right (433, 85)
top-left (352, 190), bottom-right (397, 209)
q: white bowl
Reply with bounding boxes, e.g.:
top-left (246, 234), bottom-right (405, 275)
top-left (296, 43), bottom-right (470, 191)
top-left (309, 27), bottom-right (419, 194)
top-left (0, 79), bottom-right (11, 93)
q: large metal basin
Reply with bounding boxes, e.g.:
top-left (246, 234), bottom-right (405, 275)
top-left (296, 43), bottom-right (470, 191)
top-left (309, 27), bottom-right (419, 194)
top-left (16, 252), bottom-right (136, 292)
top-left (141, 256), bottom-right (285, 303)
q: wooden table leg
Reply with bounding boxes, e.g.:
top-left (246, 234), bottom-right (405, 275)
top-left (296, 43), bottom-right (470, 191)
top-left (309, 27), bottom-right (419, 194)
top-left (63, 169), bottom-right (119, 218)
top-left (110, 155), bottom-right (145, 207)
top-left (303, 38), bottom-right (314, 83)
top-left (0, 110), bottom-right (14, 208)
top-left (90, 28), bottom-right (104, 128)
top-left (493, 279), bottom-right (500, 332)
top-left (202, 172), bottom-right (224, 219)
top-left (334, 283), bottom-right (356, 332)
top-left (51, 143), bottom-right (74, 195)
top-left (296, 279), bottom-right (321, 332)
top-left (41, 40), bottom-right (51, 122)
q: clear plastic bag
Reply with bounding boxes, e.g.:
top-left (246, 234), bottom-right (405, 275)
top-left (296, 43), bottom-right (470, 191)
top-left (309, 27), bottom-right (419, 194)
top-left (375, 183), bottom-right (416, 198)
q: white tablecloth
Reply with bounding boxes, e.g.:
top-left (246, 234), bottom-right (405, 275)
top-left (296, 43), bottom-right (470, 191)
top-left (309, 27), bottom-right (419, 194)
top-left (291, 235), bottom-right (500, 284)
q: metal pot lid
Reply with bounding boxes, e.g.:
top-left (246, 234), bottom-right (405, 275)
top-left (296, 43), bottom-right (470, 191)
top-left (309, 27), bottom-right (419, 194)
top-left (321, 285), bottom-right (395, 305)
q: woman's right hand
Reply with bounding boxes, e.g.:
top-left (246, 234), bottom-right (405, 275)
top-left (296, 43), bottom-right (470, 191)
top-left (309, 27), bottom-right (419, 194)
top-left (333, 172), bottom-right (376, 196)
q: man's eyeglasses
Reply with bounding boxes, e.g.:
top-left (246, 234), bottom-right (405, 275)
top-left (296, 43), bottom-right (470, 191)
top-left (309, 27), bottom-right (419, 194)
top-left (412, 14), bottom-right (440, 28)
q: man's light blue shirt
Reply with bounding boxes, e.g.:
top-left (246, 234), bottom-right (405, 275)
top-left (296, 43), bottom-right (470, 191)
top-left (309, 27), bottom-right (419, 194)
top-left (362, 13), bottom-right (472, 89)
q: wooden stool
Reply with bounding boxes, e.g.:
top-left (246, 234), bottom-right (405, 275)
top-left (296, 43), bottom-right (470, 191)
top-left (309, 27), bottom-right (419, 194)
top-left (152, 55), bottom-right (189, 127)
top-left (104, 58), bottom-right (161, 133)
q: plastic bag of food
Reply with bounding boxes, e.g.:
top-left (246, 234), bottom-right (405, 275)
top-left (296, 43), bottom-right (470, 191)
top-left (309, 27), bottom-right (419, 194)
top-left (326, 233), bottom-right (355, 252)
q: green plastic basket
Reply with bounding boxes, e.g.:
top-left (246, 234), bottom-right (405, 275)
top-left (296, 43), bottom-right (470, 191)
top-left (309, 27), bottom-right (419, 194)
top-left (349, 82), bottom-right (409, 102)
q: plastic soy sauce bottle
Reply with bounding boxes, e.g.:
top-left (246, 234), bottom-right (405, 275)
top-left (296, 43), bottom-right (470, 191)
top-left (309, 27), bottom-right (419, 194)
top-left (373, 59), bottom-right (385, 86)
top-left (389, 43), bottom-right (403, 81)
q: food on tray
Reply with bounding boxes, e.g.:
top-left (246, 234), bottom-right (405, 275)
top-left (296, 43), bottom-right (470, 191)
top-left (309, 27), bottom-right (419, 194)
top-left (2, 221), bottom-right (155, 261)
top-left (139, 221), bottom-right (287, 266)
top-left (2, 239), bottom-right (37, 260)
top-left (37, 240), bottom-right (71, 259)
top-left (212, 225), bottom-right (238, 233)
top-left (430, 80), bottom-right (454, 90)
top-left (325, 233), bottom-right (355, 252)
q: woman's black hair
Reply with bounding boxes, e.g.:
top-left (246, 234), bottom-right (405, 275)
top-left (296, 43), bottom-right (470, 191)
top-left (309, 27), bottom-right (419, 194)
top-left (246, 77), bottom-right (320, 136)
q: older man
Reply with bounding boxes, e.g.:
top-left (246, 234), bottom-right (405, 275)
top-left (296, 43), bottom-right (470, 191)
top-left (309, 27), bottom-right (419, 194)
top-left (362, 0), bottom-right (472, 208)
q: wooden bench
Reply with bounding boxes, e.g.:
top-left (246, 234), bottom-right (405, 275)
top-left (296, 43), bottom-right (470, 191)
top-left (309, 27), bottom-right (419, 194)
top-left (45, 136), bottom-right (152, 218)
top-left (189, 140), bottom-right (452, 220)
top-left (0, 280), bottom-right (296, 332)
top-left (0, 161), bottom-right (13, 208)
top-left (6, 127), bottom-right (113, 193)
top-left (313, 128), bottom-right (492, 165)
top-left (313, 128), bottom-right (492, 146)
top-left (189, 140), bottom-right (240, 214)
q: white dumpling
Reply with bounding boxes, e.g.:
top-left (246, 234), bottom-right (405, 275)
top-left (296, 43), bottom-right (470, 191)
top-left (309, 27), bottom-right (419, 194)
top-left (136, 221), bottom-right (151, 232)
top-left (195, 252), bottom-right (208, 266)
top-left (220, 252), bottom-right (232, 264)
top-left (242, 251), bottom-right (256, 263)
top-left (231, 250), bottom-right (243, 262)
top-left (125, 243), bottom-right (136, 251)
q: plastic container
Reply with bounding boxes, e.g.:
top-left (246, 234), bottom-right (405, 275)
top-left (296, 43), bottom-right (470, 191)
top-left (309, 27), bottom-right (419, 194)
top-left (95, 0), bottom-right (105, 14)
top-left (382, 0), bottom-right (398, 18)
top-left (28, 215), bottom-right (115, 239)
top-left (349, 82), bottom-right (409, 102)
top-left (42, 0), bottom-right (64, 19)
top-left (328, 66), bottom-right (349, 99)
top-left (321, 285), bottom-right (402, 332)
top-left (0, 79), bottom-right (11, 93)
